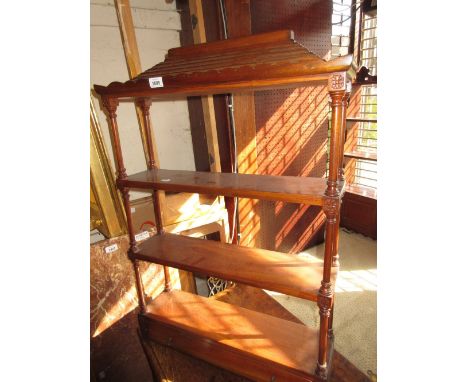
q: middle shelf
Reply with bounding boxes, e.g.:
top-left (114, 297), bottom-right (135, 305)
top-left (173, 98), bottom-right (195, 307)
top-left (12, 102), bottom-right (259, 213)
top-left (117, 168), bottom-right (344, 206)
top-left (131, 233), bottom-right (335, 301)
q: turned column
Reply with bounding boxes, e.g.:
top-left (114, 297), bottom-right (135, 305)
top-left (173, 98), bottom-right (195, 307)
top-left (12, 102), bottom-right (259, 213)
top-left (333, 83), bottom-right (351, 268)
top-left (102, 97), bottom-right (127, 180)
top-left (315, 73), bottom-right (347, 380)
top-left (338, 83), bottom-right (351, 183)
top-left (136, 98), bottom-right (172, 292)
top-left (123, 188), bottom-right (147, 312)
top-left (102, 97), bottom-right (147, 312)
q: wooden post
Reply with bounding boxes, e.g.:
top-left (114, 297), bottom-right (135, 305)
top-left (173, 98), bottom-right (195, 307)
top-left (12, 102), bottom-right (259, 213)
top-left (188, 0), bottom-right (222, 173)
top-left (102, 97), bottom-right (127, 180)
top-left (338, 84), bottom-right (351, 183)
top-left (316, 73), bottom-right (348, 380)
top-left (333, 83), bottom-right (351, 268)
top-left (102, 97), bottom-right (147, 312)
top-left (136, 97), bottom-right (172, 292)
top-left (122, 189), bottom-right (147, 313)
top-left (136, 98), bottom-right (157, 168)
top-left (224, 0), bottom-right (260, 248)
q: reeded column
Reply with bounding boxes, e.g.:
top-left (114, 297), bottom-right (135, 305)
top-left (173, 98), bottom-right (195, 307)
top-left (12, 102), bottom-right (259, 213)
top-left (316, 197), bottom-right (338, 379)
top-left (315, 73), bottom-right (348, 380)
top-left (123, 188), bottom-right (147, 312)
top-left (333, 84), bottom-right (350, 268)
top-left (136, 98), bottom-right (172, 292)
top-left (102, 97), bottom-right (127, 180)
top-left (338, 84), bottom-right (351, 183)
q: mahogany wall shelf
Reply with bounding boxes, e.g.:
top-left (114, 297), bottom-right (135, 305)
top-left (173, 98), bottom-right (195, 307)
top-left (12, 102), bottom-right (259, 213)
top-left (94, 29), bottom-right (356, 382)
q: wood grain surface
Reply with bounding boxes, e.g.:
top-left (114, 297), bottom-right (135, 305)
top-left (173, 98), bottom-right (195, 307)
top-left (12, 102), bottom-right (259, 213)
top-left (117, 168), bottom-right (336, 205)
top-left (132, 233), bottom-right (336, 300)
top-left (140, 289), bottom-right (323, 381)
top-left (94, 30), bottom-right (354, 99)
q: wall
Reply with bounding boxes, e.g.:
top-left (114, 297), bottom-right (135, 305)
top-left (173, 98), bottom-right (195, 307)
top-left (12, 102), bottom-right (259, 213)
top-left (90, 0), bottom-right (195, 200)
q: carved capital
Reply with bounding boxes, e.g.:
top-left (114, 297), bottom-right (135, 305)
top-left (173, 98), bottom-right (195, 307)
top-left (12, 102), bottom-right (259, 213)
top-left (102, 97), bottom-right (119, 118)
top-left (323, 196), bottom-right (340, 220)
top-left (135, 97), bottom-right (152, 116)
top-left (328, 72), bottom-right (347, 91)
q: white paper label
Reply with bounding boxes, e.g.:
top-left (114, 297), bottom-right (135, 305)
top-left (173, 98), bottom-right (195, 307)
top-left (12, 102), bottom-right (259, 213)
top-left (131, 207), bottom-right (136, 213)
top-left (105, 243), bottom-right (118, 254)
top-left (148, 77), bottom-right (164, 88)
top-left (135, 231), bottom-right (150, 242)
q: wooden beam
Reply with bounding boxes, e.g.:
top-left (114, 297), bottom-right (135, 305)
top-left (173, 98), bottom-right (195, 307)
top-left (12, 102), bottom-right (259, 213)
top-left (188, 0), bottom-right (222, 173)
top-left (224, 0), bottom-right (260, 248)
top-left (114, 0), bottom-right (169, 225)
top-left (114, 0), bottom-right (160, 168)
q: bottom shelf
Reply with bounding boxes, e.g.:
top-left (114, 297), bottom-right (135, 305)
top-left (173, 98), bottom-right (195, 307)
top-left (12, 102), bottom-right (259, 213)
top-left (139, 290), bottom-right (333, 382)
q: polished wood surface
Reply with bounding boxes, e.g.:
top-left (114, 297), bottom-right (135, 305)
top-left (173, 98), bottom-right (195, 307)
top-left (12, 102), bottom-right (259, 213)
top-left (117, 168), bottom-right (340, 206)
top-left (343, 150), bottom-right (377, 161)
top-left (94, 30), bottom-right (354, 99)
top-left (140, 289), bottom-right (323, 381)
top-left (132, 233), bottom-right (336, 301)
top-left (224, 0), bottom-right (261, 248)
top-left (345, 184), bottom-right (377, 199)
top-left (341, 187), bottom-right (377, 239)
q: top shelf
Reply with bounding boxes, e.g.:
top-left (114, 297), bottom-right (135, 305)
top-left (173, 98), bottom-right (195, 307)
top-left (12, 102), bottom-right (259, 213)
top-left (117, 169), bottom-right (344, 206)
top-left (94, 30), bottom-right (355, 100)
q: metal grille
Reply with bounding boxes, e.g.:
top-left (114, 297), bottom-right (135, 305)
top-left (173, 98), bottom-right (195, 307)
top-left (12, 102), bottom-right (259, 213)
top-left (331, 0), bottom-right (353, 58)
top-left (353, 12), bottom-right (377, 189)
top-left (360, 13), bottom-right (377, 75)
top-left (354, 85), bottom-right (377, 188)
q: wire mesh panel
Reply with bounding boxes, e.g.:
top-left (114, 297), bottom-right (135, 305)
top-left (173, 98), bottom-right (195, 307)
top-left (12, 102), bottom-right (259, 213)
top-left (207, 277), bottom-right (233, 297)
top-left (250, 0), bottom-right (332, 253)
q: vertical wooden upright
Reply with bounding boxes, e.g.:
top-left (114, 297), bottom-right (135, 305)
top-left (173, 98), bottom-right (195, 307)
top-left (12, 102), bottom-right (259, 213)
top-left (332, 83), bottom-right (351, 268)
top-left (224, 0), bottom-right (261, 248)
top-left (114, 0), bottom-right (159, 168)
top-left (102, 97), bottom-right (147, 312)
top-left (188, 0), bottom-right (222, 173)
top-left (316, 72), bottom-right (348, 380)
top-left (136, 97), bottom-right (172, 292)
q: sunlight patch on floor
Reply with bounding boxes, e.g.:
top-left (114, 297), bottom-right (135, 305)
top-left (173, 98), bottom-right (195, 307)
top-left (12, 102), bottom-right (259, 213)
top-left (335, 269), bottom-right (377, 292)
